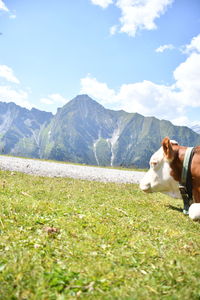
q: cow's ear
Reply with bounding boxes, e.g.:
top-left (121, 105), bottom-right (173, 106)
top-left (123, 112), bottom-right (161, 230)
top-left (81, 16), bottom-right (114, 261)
top-left (162, 137), bottom-right (174, 160)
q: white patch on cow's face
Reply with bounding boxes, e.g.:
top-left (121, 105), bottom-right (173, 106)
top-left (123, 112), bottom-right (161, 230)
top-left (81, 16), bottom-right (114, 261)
top-left (139, 147), bottom-right (181, 199)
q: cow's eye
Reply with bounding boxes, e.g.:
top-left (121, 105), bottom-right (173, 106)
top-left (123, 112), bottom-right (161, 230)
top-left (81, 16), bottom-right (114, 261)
top-left (150, 161), bottom-right (158, 168)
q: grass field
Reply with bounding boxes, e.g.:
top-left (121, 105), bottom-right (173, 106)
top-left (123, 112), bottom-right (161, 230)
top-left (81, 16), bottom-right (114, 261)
top-left (0, 170), bottom-right (200, 300)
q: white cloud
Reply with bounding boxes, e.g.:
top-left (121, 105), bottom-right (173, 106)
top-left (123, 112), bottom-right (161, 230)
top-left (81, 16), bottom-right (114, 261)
top-left (80, 76), bottom-right (179, 119)
top-left (49, 93), bottom-right (68, 104)
top-left (91, 0), bottom-right (174, 36)
top-left (184, 34), bottom-right (200, 54)
top-left (171, 116), bottom-right (190, 127)
top-left (155, 44), bottom-right (174, 53)
top-left (0, 65), bottom-right (20, 84)
top-left (173, 52), bottom-right (200, 107)
top-left (0, 0), bottom-right (9, 12)
top-left (80, 34), bottom-right (200, 126)
top-left (40, 98), bottom-right (54, 105)
top-left (90, 0), bottom-right (113, 9)
top-left (116, 0), bottom-right (173, 36)
top-left (0, 64), bottom-right (68, 112)
top-left (0, 65), bottom-right (33, 109)
top-left (40, 93), bottom-right (68, 105)
top-left (116, 0), bottom-right (174, 36)
top-left (118, 81), bottom-right (179, 116)
top-left (0, 85), bottom-right (31, 109)
top-left (80, 76), bottom-right (118, 105)
top-left (0, 1), bottom-right (17, 19)
top-left (80, 75), bottom-right (189, 124)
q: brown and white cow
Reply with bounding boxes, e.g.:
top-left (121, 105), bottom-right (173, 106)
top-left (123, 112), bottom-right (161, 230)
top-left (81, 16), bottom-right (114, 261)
top-left (140, 137), bottom-right (200, 220)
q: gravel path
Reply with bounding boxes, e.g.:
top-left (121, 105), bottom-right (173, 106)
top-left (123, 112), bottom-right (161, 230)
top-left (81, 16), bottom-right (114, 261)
top-left (0, 155), bottom-right (145, 184)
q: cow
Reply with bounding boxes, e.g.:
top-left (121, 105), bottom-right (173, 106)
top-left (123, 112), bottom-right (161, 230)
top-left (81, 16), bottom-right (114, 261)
top-left (139, 137), bottom-right (200, 220)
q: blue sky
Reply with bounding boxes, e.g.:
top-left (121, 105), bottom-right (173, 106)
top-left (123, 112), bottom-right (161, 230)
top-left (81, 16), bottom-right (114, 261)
top-left (0, 0), bottom-right (200, 127)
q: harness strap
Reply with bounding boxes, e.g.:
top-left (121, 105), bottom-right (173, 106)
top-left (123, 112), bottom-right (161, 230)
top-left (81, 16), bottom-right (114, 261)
top-left (179, 147), bottom-right (195, 214)
top-left (181, 147), bottom-right (194, 185)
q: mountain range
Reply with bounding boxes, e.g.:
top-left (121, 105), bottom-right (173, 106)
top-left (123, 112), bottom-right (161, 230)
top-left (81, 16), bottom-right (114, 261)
top-left (0, 94), bottom-right (200, 168)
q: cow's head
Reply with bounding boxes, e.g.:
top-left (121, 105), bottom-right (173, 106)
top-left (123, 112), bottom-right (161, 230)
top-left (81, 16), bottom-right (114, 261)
top-left (139, 138), bottom-right (181, 199)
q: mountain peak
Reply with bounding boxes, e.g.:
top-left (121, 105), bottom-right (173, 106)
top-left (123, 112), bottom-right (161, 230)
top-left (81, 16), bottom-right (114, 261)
top-left (70, 94), bottom-right (104, 107)
top-left (73, 94), bottom-right (93, 101)
top-left (64, 94), bottom-right (106, 114)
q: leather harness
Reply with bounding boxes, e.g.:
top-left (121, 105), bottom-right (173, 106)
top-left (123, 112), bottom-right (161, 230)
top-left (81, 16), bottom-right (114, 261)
top-left (179, 147), bottom-right (195, 214)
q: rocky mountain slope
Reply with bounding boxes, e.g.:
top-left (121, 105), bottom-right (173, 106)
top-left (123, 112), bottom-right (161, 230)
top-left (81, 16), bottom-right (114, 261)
top-left (0, 101), bottom-right (52, 157)
top-left (1, 95), bottom-right (200, 168)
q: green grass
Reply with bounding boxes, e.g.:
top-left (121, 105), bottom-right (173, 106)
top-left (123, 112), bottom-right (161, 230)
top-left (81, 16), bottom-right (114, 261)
top-left (0, 170), bottom-right (200, 299)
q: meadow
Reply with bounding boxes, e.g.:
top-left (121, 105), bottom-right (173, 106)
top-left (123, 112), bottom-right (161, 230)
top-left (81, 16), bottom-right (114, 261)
top-left (0, 170), bottom-right (200, 299)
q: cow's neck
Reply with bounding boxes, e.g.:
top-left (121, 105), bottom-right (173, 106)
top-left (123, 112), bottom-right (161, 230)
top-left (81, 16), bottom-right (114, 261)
top-left (169, 146), bottom-right (200, 203)
top-left (169, 146), bottom-right (186, 182)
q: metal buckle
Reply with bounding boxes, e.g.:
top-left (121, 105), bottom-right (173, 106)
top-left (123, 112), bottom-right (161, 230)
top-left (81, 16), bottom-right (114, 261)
top-left (179, 184), bottom-right (191, 214)
top-left (179, 185), bottom-right (188, 196)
